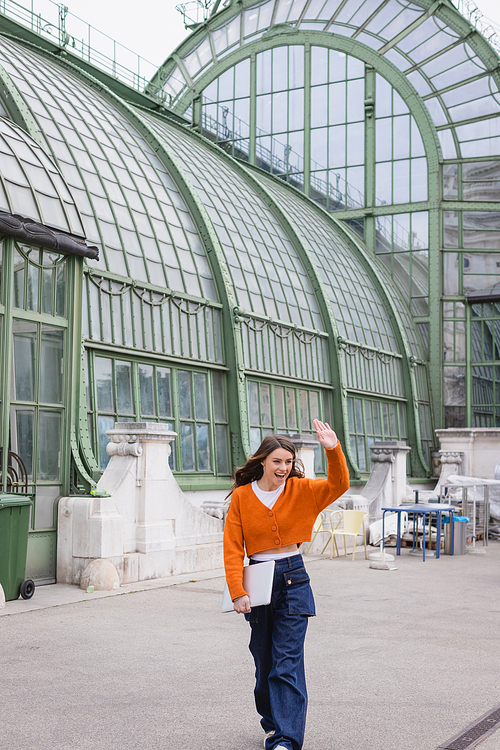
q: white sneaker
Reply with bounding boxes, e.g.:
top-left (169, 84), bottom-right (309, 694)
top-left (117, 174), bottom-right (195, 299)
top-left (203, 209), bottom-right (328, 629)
top-left (274, 746), bottom-right (289, 750)
top-left (263, 730), bottom-right (275, 747)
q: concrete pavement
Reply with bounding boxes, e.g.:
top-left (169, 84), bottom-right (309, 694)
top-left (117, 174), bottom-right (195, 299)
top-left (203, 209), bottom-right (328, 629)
top-left (1, 543), bottom-right (500, 750)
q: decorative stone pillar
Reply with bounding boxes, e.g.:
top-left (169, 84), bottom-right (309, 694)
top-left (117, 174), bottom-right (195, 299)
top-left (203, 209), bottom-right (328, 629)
top-left (57, 422), bottom-right (224, 586)
top-left (290, 433), bottom-right (318, 479)
top-left (105, 423), bottom-right (177, 554)
top-left (354, 441), bottom-right (410, 521)
top-left (437, 450), bottom-right (464, 490)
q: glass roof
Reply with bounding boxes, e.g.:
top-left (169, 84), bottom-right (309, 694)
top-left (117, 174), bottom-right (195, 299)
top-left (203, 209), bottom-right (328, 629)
top-left (0, 115), bottom-right (83, 236)
top-left (141, 109), bottom-right (324, 330)
top-left (153, 0), bottom-right (500, 160)
top-left (252, 170), bottom-right (400, 352)
top-left (0, 36), bottom-right (218, 301)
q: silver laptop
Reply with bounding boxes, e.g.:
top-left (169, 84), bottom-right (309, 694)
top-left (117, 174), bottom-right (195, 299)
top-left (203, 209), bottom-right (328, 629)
top-left (221, 560), bottom-right (275, 612)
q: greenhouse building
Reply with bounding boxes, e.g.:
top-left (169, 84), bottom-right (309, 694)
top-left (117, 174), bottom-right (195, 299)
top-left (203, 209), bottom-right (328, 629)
top-left (0, 0), bottom-right (499, 584)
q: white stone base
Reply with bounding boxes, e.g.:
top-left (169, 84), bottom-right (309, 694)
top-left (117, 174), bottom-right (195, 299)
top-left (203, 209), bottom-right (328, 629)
top-left (67, 542), bottom-right (223, 587)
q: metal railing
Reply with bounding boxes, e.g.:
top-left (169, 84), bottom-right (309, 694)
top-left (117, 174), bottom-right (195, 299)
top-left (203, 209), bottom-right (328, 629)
top-left (0, 0), bottom-right (161, 96)
top-left (452, 0), bottom-right (500, 54)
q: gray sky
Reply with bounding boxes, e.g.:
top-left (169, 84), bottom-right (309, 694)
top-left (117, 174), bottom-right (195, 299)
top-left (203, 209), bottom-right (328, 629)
top-left (45, 0), bottom-right (500, 76)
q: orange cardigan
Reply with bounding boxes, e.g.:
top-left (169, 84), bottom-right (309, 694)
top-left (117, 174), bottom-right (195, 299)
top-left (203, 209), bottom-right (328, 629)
top-left (223, 443), bottom-right (350, 601)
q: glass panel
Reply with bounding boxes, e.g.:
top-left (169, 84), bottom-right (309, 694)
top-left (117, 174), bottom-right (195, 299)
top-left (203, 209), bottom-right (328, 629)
top-left (116, 361), bottom-right (133, 414)
top-left (212, 371), bottom-right (226, 422)
top-left (98, 415), bottom-right (115, 470)
top-left (95, 357), bottom-right (114, 412)
top-left (180, 422), bottom-right (195, 470)
top-left (13, 248), bottom-right (25, 308)
top-left (157, 367), bottom-right (172, 418)
top-left (55, 264), bottom-right (65, 317)
top-left (299, 389), bottom-right (310, 430)
top-left (178, 370), bottom-right (193, 419)
top-left (139, 364), bottom-right (155, 415)
top-left (35, 486), bottom-right (59, 530)
top-left (275, 385), bottom-right (286, 428)
top-left (250, 427), bottom-right (262, 454)
top-left (354, 399), bottom-right (363, 432)
top-left (27, 263), bottom-right (38, 312)
top-left (12, 321), bottom-right (37, 402)
top-left (196, 423), bottom-right (210, 470)
top-left (260, 383), bottom-right (271, 426)
top-left (194, 372), bottom-right (208, 420)
top-left (39, 326), bottom-right (64, 404)
top-left (41, 268), bottom-right (53, 315)
top-left (216, 424), bottom-right (229, 474)
top-left (38, 410), bottom-right (61, 481)
top-left (11, 407), bottom-right (34, 479)
top-left (356, 436), bottom-right (366, 471)
top-left (286, 388), bottom-right (297, 429)
top-left (248, 381), bottom-right (260, 425)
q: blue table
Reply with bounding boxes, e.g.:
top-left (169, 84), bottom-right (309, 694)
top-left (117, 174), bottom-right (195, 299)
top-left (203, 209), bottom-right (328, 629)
top-left (381, 504), bottom-right (456, 561)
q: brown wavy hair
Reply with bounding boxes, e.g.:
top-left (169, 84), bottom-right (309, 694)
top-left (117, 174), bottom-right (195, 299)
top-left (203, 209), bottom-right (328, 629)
top-left (226, 434), bottom-right (305, 499)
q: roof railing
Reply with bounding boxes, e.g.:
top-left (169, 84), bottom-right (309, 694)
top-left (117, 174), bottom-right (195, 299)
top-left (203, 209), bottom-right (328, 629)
top-left (0, 0), bottom-right (159, 94)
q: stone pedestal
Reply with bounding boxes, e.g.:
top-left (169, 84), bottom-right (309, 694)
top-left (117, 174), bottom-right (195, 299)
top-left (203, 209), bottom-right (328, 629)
top-left (57, 422), bottom-right (224, 586)
top-left (436, 429), bottom-right (500, 478)
top-left (339, 441), bottom-right (411, 522)
top-left (290, 433), bottom-right (318, 479)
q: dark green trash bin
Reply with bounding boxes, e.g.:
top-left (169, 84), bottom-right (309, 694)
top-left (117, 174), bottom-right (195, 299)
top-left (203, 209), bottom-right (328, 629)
top-left (0, 494), bottom-right (35, 601)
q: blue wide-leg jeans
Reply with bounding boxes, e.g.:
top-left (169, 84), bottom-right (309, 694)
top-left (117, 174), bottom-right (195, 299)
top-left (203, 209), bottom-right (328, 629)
top-left (245, 554), bottom-right (315, 750)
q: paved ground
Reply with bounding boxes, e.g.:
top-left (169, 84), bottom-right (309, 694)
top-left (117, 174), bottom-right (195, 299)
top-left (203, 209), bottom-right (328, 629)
top-left (1, 542), bottom-right (500, 750)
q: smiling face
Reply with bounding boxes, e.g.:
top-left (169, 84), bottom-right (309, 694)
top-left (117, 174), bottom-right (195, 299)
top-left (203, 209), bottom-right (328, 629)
top-left (259, 447), bottom-right (294, 491)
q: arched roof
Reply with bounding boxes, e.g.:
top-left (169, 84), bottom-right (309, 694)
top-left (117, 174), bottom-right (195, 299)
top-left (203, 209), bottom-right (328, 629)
top-left (0, 27), bottom-right (427, 386)
top-left (0, 35), bottom-right (218, 300)
top-left (150, 0), bottom-right (500, 160)
top-left (141, 107), bottom-right (324, 330)
top-left (0, 115), bottom-right (83, 236)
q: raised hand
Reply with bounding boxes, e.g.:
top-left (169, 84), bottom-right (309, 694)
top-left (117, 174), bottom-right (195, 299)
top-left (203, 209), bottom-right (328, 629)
top-left (313, 419), bottom-right (338, 450)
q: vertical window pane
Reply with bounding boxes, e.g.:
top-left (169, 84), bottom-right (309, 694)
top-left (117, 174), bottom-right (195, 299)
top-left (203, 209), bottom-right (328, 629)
top-left (12, 322), bottom-right (37, 402)
top-left (180, 422), bottom-right (195, 470)
top-left (354, 398), bottom-right (363, 432)
top-left (98, 415), bottom-right (115, 470)
top-left (286, 388), bottom-right (297, 429)
top-left (250, 427), bottom-right (262, 454)
top-left (248, 381), bottom-right (260, 425)
top-left (55, 264), bottom-right (65, 317)
top-left (212, 371), bottom-right (227, 422)
top-left (299, 390), bottom-right (310, 430)
top-left (139, 364), bottom-right (155, 415)
top-left (260, 383), bottom-right (271, 426)
top-left (309, 391), bottom-right (319, 422)
top-left (116, 361), bottom-right (133, 414)
top-left (38, 410), bottom-right (61, 481)
top-left (373, 402), bottom-right (381, 435)
top-left (40, 327), bottom-right (64, 404)
top-left (157, 367), bottom-right (172, 418)
top-left (275, 386), bottom-right (286, 428)
top-left (95, 358), bottom-right (114, 412)
top-left (13, 249), bottom-right (24, 308)
top-left (27, 264), bottom-right (38, 312)
top-left (10, 407), bottom-right (34, 479)
top-left (194, 372), bottom-right (208, 420)
top-left (215, 424), bottom-right (229, 474)
top-left (41, 269), bottom-right (53, 315)
top-left (196, 423), bottom-right (211, 470)
top-left (178, 370), bottom-right (193, 419)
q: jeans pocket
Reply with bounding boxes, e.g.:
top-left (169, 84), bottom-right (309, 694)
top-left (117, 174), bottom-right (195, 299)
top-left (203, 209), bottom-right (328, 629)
top-left (244, 607), bottom-right (260, 623)
top-left (283, 570), bottom-right (316, 616)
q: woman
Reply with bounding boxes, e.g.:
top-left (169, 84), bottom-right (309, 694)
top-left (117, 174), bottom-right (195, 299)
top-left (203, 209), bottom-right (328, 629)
top-left (223, 419), bottom-right (349, 750)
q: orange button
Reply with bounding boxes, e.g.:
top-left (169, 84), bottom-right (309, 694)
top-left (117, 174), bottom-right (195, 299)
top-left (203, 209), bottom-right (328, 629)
top-left (274, 539), bottom-right (280, 545)
top-left (268, 511), bottom-right (273, 517)
top-left (272, 525), bottom-right (277, 531)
